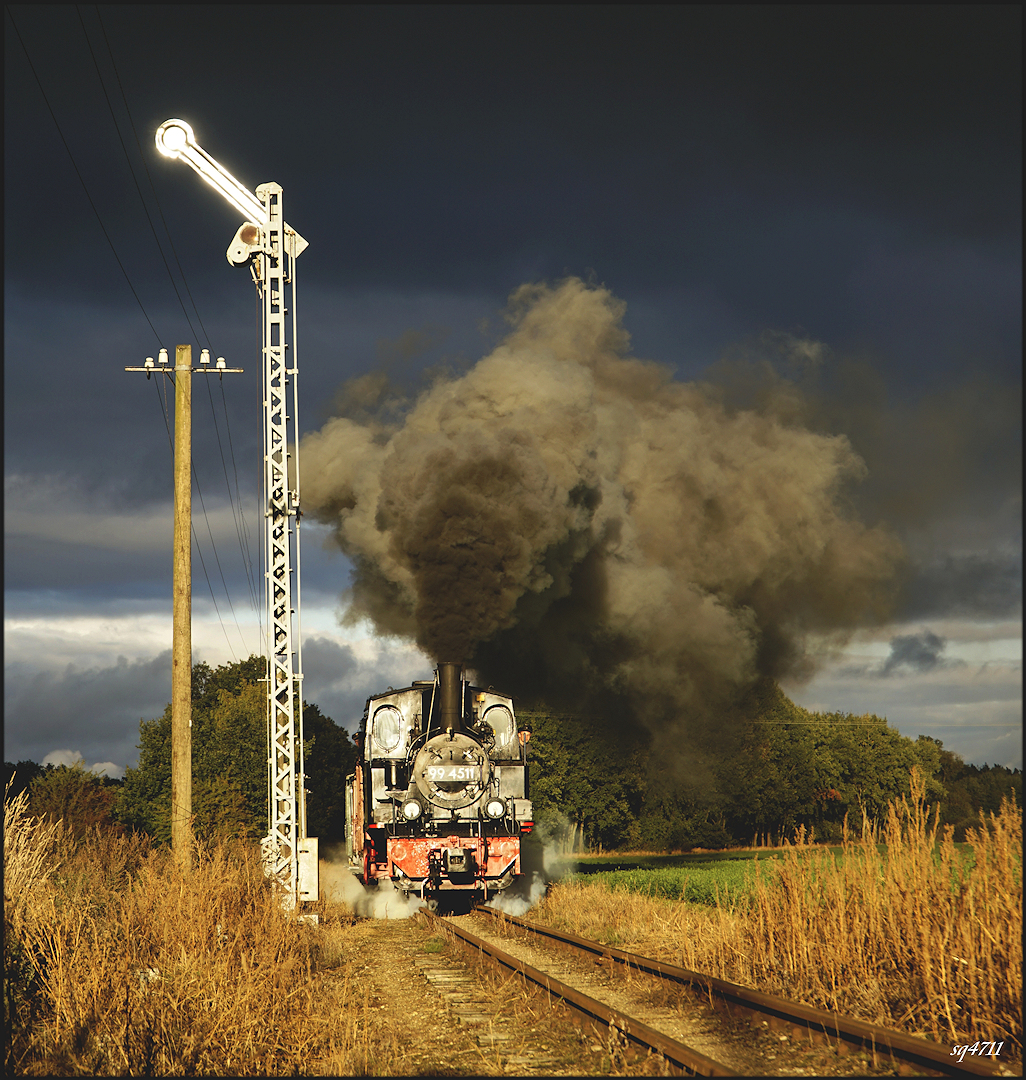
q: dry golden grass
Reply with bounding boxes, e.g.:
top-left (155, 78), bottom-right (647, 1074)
top-left (539, 773), bottom-right (1022, 1059)
top-left (6, 772), bottom-right (1019, 1073)
top-left (3, 784), bottom-right (387, 1076)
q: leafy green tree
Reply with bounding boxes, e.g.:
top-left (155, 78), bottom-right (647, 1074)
top-left (118, 655), bottom-right (354, 845)
top-left (521, 709), bottom-right (647, 852)
top-left (192, 680), bottom-right (268, 839)
top-left (303, 702), bottom-right (358, 843)
top-left (517, 681), bottom-right (1019, 852)
top-left (719, 681), bottom-right (832, 842)
top-left (919, 738), bottom-right (1023, 838)
top-left (636, 789), bottom-right (733, 851)
top-left (912, 735), bottom-right (947, 804)
top-left (3, 761), bottom-right (45, 803)
top-left (968, 763), bottom-right (1021, 815)
top-left (118, 704), bottom-right (174, 841)
top-left (191, 654), bottom-right (266, 710)
top-left (718, 681), bottom-right (930, 843)
top-left (821, 712), bottom-right (919, 821)
top-left (118, 703), bottom-right (175, 842)
top-left (26, 763), bottom-right (119, 839)
top-left (118, 656), bottom-right (272, 842)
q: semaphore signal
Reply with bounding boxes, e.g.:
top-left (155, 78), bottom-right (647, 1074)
top-left (132, 118), bottom-right (317, 910)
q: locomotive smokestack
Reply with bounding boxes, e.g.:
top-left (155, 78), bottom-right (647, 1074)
top-left (437, 661), bottom-right (463, 735)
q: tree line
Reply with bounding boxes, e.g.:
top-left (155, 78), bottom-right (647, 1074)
top-left (522, 679), bottom-right (1022, 852)
top-left (5, 660), bottom-right (1019, 852)
top-left (4, 656), bottom-right (358, 846)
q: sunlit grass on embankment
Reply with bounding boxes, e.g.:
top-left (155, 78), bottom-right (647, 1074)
top-left (539, 774), bottom-right (1022, 1061)
top-left (3, 784), bottom-right (404, 1076)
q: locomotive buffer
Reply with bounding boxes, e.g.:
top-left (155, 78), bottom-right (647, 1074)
top-left (154, 119), bottom-right (317, 910)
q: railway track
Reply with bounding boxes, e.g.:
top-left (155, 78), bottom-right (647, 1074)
top-left (420, 905), bottom-right (1005, 1077)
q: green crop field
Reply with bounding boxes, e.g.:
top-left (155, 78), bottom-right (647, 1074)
top-left (564, 842), bottom-right (979, 907)
top-left (565, 850), bottom-right (786, 906)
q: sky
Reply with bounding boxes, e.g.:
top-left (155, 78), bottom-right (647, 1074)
top-left (4, 5), bottom-right (1021, 778)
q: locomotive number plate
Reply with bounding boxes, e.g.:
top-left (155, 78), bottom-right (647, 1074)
top-left (426, 765), bottom-right (481, 782)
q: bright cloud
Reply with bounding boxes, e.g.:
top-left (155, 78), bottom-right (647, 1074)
top-left (41, 750), bottom-right (125, 779)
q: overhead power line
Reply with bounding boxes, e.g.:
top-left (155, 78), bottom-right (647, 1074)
top-left (91, 3), bottom-right (261, 632)
top-left (80, 4), bottom-right (260, 647)
top-left (5, 5), bottom-right (162, 346)
top-left (13, 4), bottom-right (263, 661)
top-left (88, 4), bottom-right (211, 346)
top-left (75, 5), bottom-right (204, 344)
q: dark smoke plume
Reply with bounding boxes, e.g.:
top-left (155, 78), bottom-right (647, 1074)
top-left (300, 280), bottom-right (903, 743)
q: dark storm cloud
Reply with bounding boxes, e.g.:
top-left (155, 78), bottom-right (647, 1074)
top-left (4, 5), bottom-right (1021, 770)
top-left (4, 589), bottom-right (162, 620)
top-left (6, 7), bottom-right (1020, 450)
top-left (298, 635), bottom-right (429, 732)
top-left (297, 635), bottom-right (358, 721)
top-left (900, 553), bottom-right (1023, 621)
top-left (836, 629), bottom-right (973, 680)
top-left (4, 468), bottom-right (259, 610)
top-left (880, 632), bottom-right (951, 677)
top-left (3, 651), bottom-right (174, 767)
top-left (4, 536), bottom-right (171, 594)
top-left (2, 284), bottom-right (494, 505)
top-left (6, 7), bottom-right (1021, 307)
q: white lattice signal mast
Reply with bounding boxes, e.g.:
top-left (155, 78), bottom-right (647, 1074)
top-left (155, 119), bottom-right (317, 909)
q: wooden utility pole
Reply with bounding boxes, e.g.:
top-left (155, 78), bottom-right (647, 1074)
top-left (171, 343), bottom-right (193, 870)
top-left (125, 343), bottom-right (243, 873)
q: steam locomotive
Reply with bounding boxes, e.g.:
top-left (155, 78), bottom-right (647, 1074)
top-left (345, 662), bottom-right (532, 908)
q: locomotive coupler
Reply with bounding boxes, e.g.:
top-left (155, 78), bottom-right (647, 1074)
top-left (442, 847), bottom-right (474, 874)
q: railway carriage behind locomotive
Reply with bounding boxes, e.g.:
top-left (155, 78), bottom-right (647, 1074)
top-left (346, 662), bottom-right (532, 906)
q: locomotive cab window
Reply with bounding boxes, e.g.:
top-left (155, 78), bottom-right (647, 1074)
top-left (480, 704), bottom-right (516, 755)
top-left (363, 692), bottom-right (421, 761)
top-left (371, 705), bottom-right (402, 753)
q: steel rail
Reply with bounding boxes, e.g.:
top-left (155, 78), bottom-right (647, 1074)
top-left (424, 909), bottom-right (734, 1076)
top-left (478, 906), bottom-right (1002, 1078)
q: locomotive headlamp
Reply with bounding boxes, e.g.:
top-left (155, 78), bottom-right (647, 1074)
top-left (402, 799), bottom-right (423, 821)
top-left (485, 798), bottom-right (507, 820)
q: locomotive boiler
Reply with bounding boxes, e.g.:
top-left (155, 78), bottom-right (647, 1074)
top-left (345, 661), bottom-right (532, 908)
